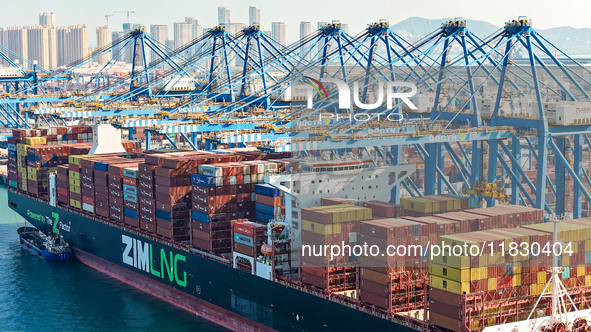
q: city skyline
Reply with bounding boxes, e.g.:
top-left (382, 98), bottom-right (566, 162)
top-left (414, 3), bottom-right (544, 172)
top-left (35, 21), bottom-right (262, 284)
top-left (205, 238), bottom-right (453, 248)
top-left (1, 0), bottom-right (589, 49)
top-left (1, 2), bottom-right (590, 70)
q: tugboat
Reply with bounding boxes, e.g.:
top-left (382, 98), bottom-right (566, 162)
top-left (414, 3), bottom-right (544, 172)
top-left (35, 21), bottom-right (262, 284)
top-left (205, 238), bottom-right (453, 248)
top-left (17, 226), bottom-right (71, 261)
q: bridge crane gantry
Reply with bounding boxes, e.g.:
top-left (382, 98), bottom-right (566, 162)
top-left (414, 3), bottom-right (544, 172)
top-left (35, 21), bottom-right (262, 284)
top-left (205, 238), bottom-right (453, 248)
top-left (0, 18), bottom-right (590, 220)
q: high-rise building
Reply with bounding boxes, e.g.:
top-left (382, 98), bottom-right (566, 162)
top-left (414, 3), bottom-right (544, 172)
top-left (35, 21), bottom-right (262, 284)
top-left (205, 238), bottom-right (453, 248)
top-left (165, 40), bottom-right (174, 50)
top-left (96, 26), bottom-right (110, 65)
top-left (149, 24), bottom-right (168, 61)
top-left (218, 7), bottom-right (230, 27)
top-left (0, 27), bottom-right (28, 67)
top-left (299, 22), bottom-right (311, 60)
top-left (173, 22), bottom-right (192, 50)
top-left (248, 6), bottom-right (260, 26)
top-left (272, 22), bottom-right (286, 45)
top-left (110, 31), bottom-right (125, 64)
top-left (56, 25), bottom-right (88, 66)
top-left (39, 12), bottom-right (55, 27)
top-left (229, 23), bottom-right (246, 36)
top-left (317, 22), bottom-right (328, 29)
top-left (184, 17), bottom-right (202, 40)
top-left (27, 26), bottom-right (58, 69)
top-left (299, 21), bottom-right (311, 39)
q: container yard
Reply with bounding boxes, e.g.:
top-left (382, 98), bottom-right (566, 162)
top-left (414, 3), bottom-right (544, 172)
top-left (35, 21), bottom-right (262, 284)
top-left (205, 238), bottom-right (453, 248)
top-left (0, 5), bottom-right (591, 332)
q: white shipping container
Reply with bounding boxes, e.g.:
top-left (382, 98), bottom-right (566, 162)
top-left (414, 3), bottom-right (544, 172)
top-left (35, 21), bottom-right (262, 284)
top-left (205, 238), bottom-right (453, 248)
top-left (199, 165), bottom-right (223, 177)
top-left (82, 203), bottom-right (94, 213)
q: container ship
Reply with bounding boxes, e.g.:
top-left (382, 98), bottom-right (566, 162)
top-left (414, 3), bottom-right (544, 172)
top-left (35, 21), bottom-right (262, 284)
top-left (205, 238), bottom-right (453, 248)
top-left (7, 124), bottom-right (591, 331)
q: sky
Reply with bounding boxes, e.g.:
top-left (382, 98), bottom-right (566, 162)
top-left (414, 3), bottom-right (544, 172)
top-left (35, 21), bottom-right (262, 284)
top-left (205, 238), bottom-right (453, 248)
top-left (0, 0), bottom-right (590, 47)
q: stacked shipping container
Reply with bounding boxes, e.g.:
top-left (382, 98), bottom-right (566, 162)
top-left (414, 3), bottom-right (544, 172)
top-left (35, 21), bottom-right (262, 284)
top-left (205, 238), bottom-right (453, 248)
top-left (255, 184), bottom-right (284, 223)
top-left (232, 221), bottom-right (268, 274)
top-left (300, 204), bottom-right (372, 292)
top-left (429, 218), bottom-right (591, 331)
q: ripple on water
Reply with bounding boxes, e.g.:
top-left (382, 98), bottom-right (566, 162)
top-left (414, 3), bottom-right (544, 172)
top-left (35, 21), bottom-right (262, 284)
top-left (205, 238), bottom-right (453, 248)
top-left (0, 187), bottom-right (226, 332)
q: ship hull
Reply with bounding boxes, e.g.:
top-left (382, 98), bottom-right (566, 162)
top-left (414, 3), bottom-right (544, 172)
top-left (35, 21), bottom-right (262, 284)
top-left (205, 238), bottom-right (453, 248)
top-left (8, 190), bottom-right (418, 332)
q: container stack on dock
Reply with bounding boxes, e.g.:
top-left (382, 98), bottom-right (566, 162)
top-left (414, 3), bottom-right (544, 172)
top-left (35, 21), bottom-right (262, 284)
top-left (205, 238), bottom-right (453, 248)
top-left (300, 204), bottom-right (372, 293)
top-left (429, 219), bottom-right (591, 331)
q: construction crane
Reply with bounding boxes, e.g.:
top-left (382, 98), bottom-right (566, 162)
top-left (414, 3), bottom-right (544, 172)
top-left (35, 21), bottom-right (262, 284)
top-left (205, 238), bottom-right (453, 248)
top-left (108, 11), bottom-right (135, 23)
top-left (104, 14), bottom-right (114, 28)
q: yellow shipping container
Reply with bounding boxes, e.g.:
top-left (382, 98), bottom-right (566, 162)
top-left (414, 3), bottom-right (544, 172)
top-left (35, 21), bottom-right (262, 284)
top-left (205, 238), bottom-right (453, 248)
top-left (530, 283), bottom-right (551, 296)
top-left (68, 155), bottom-right (83, 165)
top-left (562, 255), bottom-right (570, 267)
top-left (430, 253), bottom-right (470, 269)
top-left (470, 267), bottom-right (488, 280)
top-left (513, 262), bottom-right (521, 275)
top-left (309, 205), bottom-right (372, 223)
top-left (513, 274), bottom-right (522, 286)
top-left (579, 266), bottom-right (586, 278)
top-left (429, 275), bottom-right (470, 295)
top-left (24, 137), bottom-right (46, 146)
top-left (586, 239), bottom-right (591, 252)
top-left (400, 197), bottom-right (436, 214)
top-left (301, 220), bottom-right (342, 235)
top-left (429, 263), bottom-right (470, 282)
top-left (69, 199), bottom-right (81, 209)
top-left (585, 275), bottom-right (591, 286)
top-left (68, 171), bottom-right (81, 180)
top-left (16, 143), bottom-right (29, 153)
top-left (69, 185), bottom-right (81, 194)
top-left (538, 271), bottom-right (548, 284)
top-left (488, 278), bottom-right (496, 291)
top-left (524, 223), bottom-right (590, 243)
top-left (69, 178), bottom-right (80, 186)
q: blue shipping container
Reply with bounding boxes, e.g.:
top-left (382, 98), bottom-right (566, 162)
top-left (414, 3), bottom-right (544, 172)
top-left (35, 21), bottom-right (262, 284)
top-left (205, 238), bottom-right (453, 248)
top-left (123, 168), bottom-right (138, 179)
top-left (192, 174), bottom-right (216, 187)
top-left (192, 210), bottom-right (210, 223)
top-left (123, 192), bottom-right (137, 203)
top-left (234, 233), bottom-right (254, 247)
top-left (255, 184), bottom-right (281, 197)
top-left (255, 203), bottom-right (281, 216)
top-left (255, 211), bottom-right (275, 223)
top-left (155, 209), bottom-right (170, 221)
top-left (124, 208), bottom-right (138, 219)
top-left (94, 161), bottom-right (110, 171)
top-left (123, 184), bottom-right (137, 195)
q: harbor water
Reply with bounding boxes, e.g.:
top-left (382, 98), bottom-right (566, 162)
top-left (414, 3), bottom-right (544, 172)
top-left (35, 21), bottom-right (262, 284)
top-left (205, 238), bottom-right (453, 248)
top-left (0, 186), bottom-right (226, 331)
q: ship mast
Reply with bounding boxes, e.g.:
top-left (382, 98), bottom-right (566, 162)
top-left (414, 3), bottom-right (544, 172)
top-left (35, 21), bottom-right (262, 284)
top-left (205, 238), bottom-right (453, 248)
top-left (526, 215), bottom-right (577, 330)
